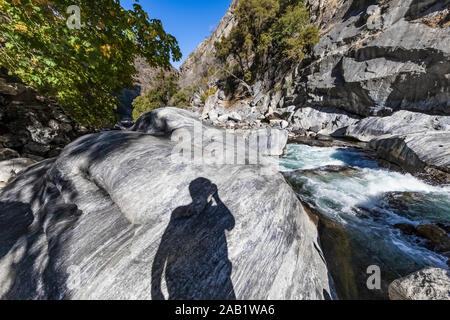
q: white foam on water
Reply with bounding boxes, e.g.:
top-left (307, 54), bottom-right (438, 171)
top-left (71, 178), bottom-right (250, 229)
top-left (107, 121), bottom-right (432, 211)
top-left (276, 144), bottom-right (450, 269)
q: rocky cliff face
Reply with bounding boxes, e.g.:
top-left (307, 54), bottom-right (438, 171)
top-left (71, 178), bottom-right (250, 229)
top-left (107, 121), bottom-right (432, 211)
top-left (178, 0), bottom-right (450, 182)
top-left (0, 70), bottom-right (88, 162)
top-left (303, 0), bottom-right (449, 117)
top-left (178, 0), bottom-right (239, 90)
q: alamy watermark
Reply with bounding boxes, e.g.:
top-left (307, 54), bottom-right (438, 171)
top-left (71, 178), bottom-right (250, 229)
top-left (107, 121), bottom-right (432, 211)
top-left (66, 5), bottom-right (81, 30)
top-left (167, 120), bottom-right (284, 175)
top-left (366, 265), bottom-right (381, 290)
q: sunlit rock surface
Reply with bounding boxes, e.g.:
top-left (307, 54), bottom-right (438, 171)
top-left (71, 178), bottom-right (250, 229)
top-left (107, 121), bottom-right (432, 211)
top-left (389, 267), bottom-right (450, 300)
top-left (0, 108), bottom-right (334, 300)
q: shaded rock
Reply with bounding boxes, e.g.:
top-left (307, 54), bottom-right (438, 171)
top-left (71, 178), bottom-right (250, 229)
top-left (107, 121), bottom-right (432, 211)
top-left (0, 148), bottom-right (20, 161)
top-left (394, 223), bottom-right (418, 236)
top-left (0, 108), bottom-right (334, 300)
top-left (389, 267), bottom-right (450, 300)
top-left (416, 224), bottom-right (450, 252)
top-left (0, 73), bottom-right (87, 159)
top-left (368, 131), bottom-right (450, 183)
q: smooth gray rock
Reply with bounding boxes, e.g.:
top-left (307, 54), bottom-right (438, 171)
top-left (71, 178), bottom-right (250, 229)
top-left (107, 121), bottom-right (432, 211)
top-left (245, 128), bottom-right (289, 156)
top-left (302, 0), bottom-right (450, 116)
top-left (291, 107), bottom-right (360, 136)
top-left (0, 107), bottom-right (333, 300)
top-left (346, 111), bottom-right (450, 142)
top-left (389, 267), bottom-right (450, 300)
top-left (133, 108), bottom-right (288, 157)
top-left (368, 131), bottom-right (450, 182)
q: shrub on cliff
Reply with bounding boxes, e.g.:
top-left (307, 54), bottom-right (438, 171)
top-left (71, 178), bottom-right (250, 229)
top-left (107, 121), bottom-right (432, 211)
top-left (132, 71), bottom-right (178, 120)
top-left (0, 0), bottom-right (181, 127)
top-left (214, 0), bottom-right (319, 81)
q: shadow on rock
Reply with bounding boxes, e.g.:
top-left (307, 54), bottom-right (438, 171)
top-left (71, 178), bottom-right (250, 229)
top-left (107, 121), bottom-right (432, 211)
top-left (151, 177), bottom-right (236, 300)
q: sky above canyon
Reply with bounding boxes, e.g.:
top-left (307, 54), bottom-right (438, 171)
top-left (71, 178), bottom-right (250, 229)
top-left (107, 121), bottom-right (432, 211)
top-left (121, 0), bottom-right (231, 69)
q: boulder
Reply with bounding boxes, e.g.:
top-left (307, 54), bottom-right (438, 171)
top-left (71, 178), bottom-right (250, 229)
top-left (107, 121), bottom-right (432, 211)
top-left (346, 111), bottom-right (450, 142)
top-left (228, 112), bottom-right (242, 122)
top-left (416, 224), bottom-right (450, 252)
top-left (218, 114), bottom-right (229, 123)
top-left (0, 74), bottom-right (86, 159)
top-left (208, 109), bottom-right (219, 122)
top-left (291, 107), bottom-right (360, 136)
top-left (245, 128), bottom-right (288, 156)
top-left (389, 268), bottom-right (450, 300)
top-left (0, 108), bottom-right (333, 299)
top-left (368, 131), bottom-right (450, 183)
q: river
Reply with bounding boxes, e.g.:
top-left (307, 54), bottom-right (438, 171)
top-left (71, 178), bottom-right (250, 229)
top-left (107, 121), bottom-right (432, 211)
top-left (276, 144), bottom-right (450, 299)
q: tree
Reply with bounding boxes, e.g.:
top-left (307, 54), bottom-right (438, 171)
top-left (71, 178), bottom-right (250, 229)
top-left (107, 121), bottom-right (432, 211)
top-left (0, 0), bottom-right (181, 127)
top-left (132, 70), bottom-right (178, 120)
top-left (214, 0), bottom-right (319, 82)
top-left (270, 0), bottom-right (319, 61)
top-left (215, 0), bottom-right (279, 77)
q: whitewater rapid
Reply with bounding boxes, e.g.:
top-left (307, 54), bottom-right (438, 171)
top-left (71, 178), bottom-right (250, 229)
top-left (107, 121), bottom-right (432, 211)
top-left (276, 144), bottom-right (450, 293)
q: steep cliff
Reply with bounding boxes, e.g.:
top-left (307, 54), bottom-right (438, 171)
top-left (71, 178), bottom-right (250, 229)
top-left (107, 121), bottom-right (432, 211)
top-left (179, 0), bottom-right (239, 90)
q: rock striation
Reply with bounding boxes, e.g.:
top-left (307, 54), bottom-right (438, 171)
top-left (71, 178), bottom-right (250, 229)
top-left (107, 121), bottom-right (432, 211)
top-left (0, 107), bottom-right (334, 300)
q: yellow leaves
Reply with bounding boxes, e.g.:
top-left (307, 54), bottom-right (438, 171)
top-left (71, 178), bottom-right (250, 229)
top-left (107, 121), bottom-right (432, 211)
top-left (100, 44), bottom-right (112, 59)
top-left (98, 21), bottom-right (106, 30)
top-left (14, 23), bottom-right (28, 33)
top-left (11, 0), bottom-right (21, 5)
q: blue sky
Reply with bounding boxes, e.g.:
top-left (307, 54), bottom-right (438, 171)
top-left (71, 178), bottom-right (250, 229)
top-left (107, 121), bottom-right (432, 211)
top-left (121, 0), bottom-right (232, 69)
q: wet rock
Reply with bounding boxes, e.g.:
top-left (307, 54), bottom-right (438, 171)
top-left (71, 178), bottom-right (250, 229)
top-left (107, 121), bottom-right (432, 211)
top-left (389, 267), bottom-right (450, 300)
top-left (394, 223), bottom-right (418, 236)
top-left (416, 224), bottom-right (450, 253)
